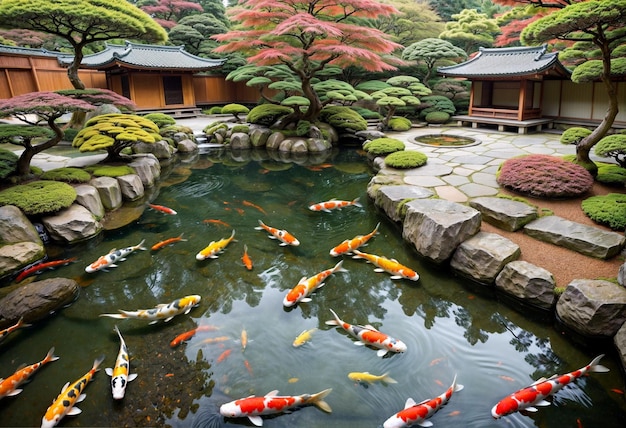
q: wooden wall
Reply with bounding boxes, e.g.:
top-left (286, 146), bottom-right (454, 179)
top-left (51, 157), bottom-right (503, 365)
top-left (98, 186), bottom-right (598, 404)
top-left (193, 75), bottom-right (262, 105)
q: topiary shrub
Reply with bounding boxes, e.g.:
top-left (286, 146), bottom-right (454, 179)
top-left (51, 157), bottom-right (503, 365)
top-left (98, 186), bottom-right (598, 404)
top-left (384, 150), bottom-right (428, 169)
top-left (363, 138), bottom-right (405, 156)
top-left (496, 154), bottom-right (594, 199)
top-left (419, 95), bottom-right (456, 118)
top-left (247, 104), bottom-right (293, 126)
top-left (319, 105), bottom-right (367, 133)
top-left (230, 124), bottom-right (250, 134)
top-left (596, 163), bottom-right (626, 186)
top-left (388, 116), bottom-right (412, 131)
top-left (63, 128), bottom-right (79, 142)
top-left (85, 165), bottom-right (135, 177)
top-left (221, 103), bottom-right (250, 122)
top-left (594, 134), bottom-right (626, 167)
top-left (143, 113), bottom-right (176, 128)
top-left (204, 106), bottom-right (223, 115)
top-left (581, 193), bottom-right (626, 230)
top-left (425, 111), bottom-right (450, 124)
top-left (40, 167), bottom-right (91, 183)
top-left (560, 127), bottom-right (591, 145)
top-left (0, 180), bottom-right (76, 216)
top-left (350, 107), bottom-right (382, 120)
top-left (0, 148), bottom-right (18, 179)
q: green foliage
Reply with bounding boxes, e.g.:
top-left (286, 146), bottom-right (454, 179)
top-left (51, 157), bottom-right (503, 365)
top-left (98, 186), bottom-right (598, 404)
top-left (203, 122), bottom-right (228, 135)
top-left (596, 163), bottom-right (626, 186)
top-left (143, 113), bottom-right (176, 128)
top-left (159, 125), bottom-right (195, 142)
top-left (247, 104), bottom-right (294, 126)
top-left (85, 165), bottom-right (135, 177)
top-left (221, 103), bottom-right (250, 120)
top-left (296, 120), bottom-right (311, 137)
top-left (425, 111), bottom-right (450, 124)
top-left (319, 106), bottom-right (367, 133)
top-left (205, 106), bottom-right (223, 114)
top-left (581, 193), bottom-right (626, 230)
top-left (384, 150), bottom-right (428, 169)
top-left (419, 95), bottom-right (456, 118)
top-left (63, 128), bottom-right (79, 142)
top-left (363, 138), bottom-right (406, 156)
top-left (571, 58), bottom-right (626, 84)
top-left (594, 134), bottom-right (626, 167)
top-left (388, 116), bottom-right (412, 131)
top-left (40, 167), bottom-right (91, 183)
top-left (0, 148), bottom-right (18, 179)
top-left (230, 124), bottom-right (250, 134)
top-left (350, 107), bottom-right (382, 120)
top-left (0, 180), bottom-right (76, 216)
top-left (560, 127), bottom-right (592, 145)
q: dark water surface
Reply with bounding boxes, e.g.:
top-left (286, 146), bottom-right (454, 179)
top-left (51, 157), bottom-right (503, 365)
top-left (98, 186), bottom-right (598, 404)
top-left (1, 148), bottom-right (625, 428)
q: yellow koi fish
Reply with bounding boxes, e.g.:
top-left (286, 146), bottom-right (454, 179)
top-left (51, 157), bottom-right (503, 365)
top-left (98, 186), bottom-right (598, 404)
top-left (100, 295), bottom-right (201, 325)
top-left (105, 325), bottom-right (137, 399)
top-left (348, 371), bottom-right (397, 385)
top-left (196, 230), bottom-right (236, 260)
top-left (352, 250), bottom-right (420, 281)
top-left (292, 328), bottom-right (318, 347)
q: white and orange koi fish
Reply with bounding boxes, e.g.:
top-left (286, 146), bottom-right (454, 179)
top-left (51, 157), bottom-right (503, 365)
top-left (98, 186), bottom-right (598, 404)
top-left (325, 309), bottom-right (406, 357)
top-left (196, 230), bottom-right (236, 260)
top-left (255, 220), bottom-right (300, 246)
top-left (283, 260), bottom-right (347, 307)
top-left (99, 295), bottom-right (201, 325)
top-left (383, 375), bottom-right (463, 428)
top-left (491, 354), bottom-right (609, 419)
top-left (41, 355), bottom-right (104, 428)
top-left (85, 239), bottom-right (147, 273)
top-left (219, 388), bottom-right (332, 426)
top-left (105, 325), bottom-right (137, 400)
top-left (0, 317), bottom-right (30, 343)
top-left (148, 203), bottom-right (177, 215)
top-left (0, 347), bottom-right (58, 399)
top-left (308, 197), bottom-right (362, 212)
top-left (329, 223), bottom-right (380, 257)
top-left (352, 250), bottom-right (419, 281)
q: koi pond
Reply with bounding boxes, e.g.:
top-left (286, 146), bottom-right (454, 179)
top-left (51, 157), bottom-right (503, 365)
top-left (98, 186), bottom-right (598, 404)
top-left (1, 147), bottom-right (625, 428)
top-left (414, 134), bottom-right (478, 147)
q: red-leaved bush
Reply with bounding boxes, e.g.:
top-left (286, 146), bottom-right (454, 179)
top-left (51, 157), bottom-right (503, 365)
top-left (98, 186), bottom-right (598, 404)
top-left (496, 154), bottom-right (594, 199)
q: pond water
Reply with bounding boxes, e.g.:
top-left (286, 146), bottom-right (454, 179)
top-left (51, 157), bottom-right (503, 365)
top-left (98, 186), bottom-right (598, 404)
top-left (0, 148), bottom-right (625, 428)
top-left (414, 134), bottom-right (478, 147)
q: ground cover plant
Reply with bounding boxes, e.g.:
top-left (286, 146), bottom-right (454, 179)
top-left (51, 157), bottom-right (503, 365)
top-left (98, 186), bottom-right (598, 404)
top-left (581, 193), bottom-right (626, 230)
top-left (363, 138), bottom-right (406, 156)
top-left (384, 150), bottom-right (428, 169)
top-left (0, 180), bottom-right (76, 216)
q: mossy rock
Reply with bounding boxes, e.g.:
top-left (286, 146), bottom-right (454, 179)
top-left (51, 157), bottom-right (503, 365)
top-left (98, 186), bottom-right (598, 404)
top-left (203, 122), bottom-right (229, 135)
top-left (143, 113), bottom-right (176, 128)
top-left (363, 138), bottom-right (405, 156)
top-left (230, 124), bottom-right (250, 134)
top-left (160, 124), bottom-right (195, 142)
top-left (384, 150), bottom-right (428, 169)
top-left (85, 165), bottom-right (135, 177)
top-left (0, 148), bottom-right (18, 179)
top-left (247, 105), bottom-right (293, 126)
top-left (425, 111), bottom-right (450, 124)
top-left (40, 167), bottom-right (91, 183)
top-left (0, 180), bottom-right (76, 216)
top-left (560, 127), bottom-right (592, 145)
top-left (581, 193), bottom-right (626, 230)
top-left (388, 116), bottom-right (412, 131)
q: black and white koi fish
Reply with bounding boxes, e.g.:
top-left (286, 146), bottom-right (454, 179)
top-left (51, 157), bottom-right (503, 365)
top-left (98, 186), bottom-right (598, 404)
top-left (105, 325), bottom-right (137, 399)
top-left (85, 239), bottom-right (147, 273)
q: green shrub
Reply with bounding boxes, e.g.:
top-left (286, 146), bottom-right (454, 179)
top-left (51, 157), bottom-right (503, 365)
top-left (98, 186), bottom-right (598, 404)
top-left (143, 113), bottom-right (176, 128)
top-left (425, 111), bottom-right (450, 124)
top-left (0, 180), bottom-right (76, 216)
top-left (204, 106), bottom-right (223, 114)
top-left (581, 193), bottom-right (626, 230)
top-left (363, 138), bottom-right (405, 155)
top-left (596, 163), bottom-right (626, 186)
top-left (230, 124), bottom-right (250, 134)
top-left (296, 120), bottom-right (311, 137)
top-left (40, 167), bottom-right (91, 183)
top-left (247, 105), bottom-right (293, 126)
top-left (0, 148), bottom-right (18, 179)
top-left (560, 127), bottom-right (591, 145)
top-left (85, 165), bottom-right (135, 177)
top-left (388, 116), bottom-right (412, 131)
top-left (384, 150), bottom-right (428, 169)
top-left (319, 105), bottom-right (367, 133)
top-left (594, 134), bottom-right (626, 167)
top-left (63, 128), bottom-right (79, 142)
top-left (350, 107), bottom-right (382, 120)
top-left (221, 103), bottom-right (250, 121)
top-left (419, 95), bottom-right (456, 118)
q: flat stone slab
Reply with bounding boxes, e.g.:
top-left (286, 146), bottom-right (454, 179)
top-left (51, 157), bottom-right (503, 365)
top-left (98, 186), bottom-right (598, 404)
top-left (469, 196), bottom-right (538, 231)
top-left (373, 185), bottom-right (433, 222)
top-left (524, 215), bottom-right (626, 259)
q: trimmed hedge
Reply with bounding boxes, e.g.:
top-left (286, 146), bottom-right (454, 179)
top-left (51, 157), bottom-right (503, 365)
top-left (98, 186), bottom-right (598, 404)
top-left (363, 138), bottom-right (405, 156)
top-left (40, 167), bottom-right (91, 183)
top-left (0, 180), bottom-right (76, 216)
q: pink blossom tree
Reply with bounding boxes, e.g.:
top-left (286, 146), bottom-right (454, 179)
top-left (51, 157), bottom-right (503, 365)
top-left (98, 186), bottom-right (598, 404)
top-left (212, 0), bottom-right (404, 126)
top-left (140, 0), bottom-right (204, 29)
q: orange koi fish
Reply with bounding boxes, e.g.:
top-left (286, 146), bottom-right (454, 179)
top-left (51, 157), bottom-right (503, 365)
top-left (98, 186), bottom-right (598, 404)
top-left (0, 347), bottom-right (58, 399)
top-left (15, 257), bottom-right (78, 282)
top-left (151, 233), bottom-right (187, 251)
top-left (0, 317), bottom-right (30, 343)
top-left (170, 325), bottom-right (220, 348)
top-left (244, 359), bottom-right (254, 376)
top-left (283, 260), bottom-right (347, 307)
top-left (148, 203), bottom-right (177, 215)
top-left (243, 200), bottom-right (267, 215)
top-left (255, 220), bottom-right (300, 246)
top-left (241, 244), bottom-right (253, 270)
top-left (308, 197), bottom-right (362, 212)
top-left (241, 328), bottom-right (248, 352)
top-left (329, 223), bottom-right (379, 257)
top-left (41, 355), bottom-right (104, 428)
top-left (203, 219), bottom-right (231, 227)
top-left (200, 336), bottom-right (231, 345)
top-left (352, 250), bottom-right (420, 281)
top-left (217, 349), bottom-right (232, 363)
top-left (196, 230), bottom-right (236, 260)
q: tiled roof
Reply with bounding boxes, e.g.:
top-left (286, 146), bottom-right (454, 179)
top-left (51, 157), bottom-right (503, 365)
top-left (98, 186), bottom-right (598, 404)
top-left (57, 41), bottom-right (224, 71)
top-left (0, 44), bottom-right (63, 57)
top-left (438, 45), bottom-right (571, 78)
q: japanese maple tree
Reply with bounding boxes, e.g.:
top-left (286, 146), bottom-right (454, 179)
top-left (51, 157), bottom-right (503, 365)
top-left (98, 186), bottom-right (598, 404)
top-left (212, 0), bottom-right (404, 127)
top-left (139, 0), bottom-right (204, 29)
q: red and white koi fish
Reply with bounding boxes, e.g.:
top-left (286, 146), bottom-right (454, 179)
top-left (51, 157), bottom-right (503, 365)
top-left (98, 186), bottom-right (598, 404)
top-left (41, 355), bottom-right (104, 428)
top-left (99, 295), bottom-right (201, 325)
top-left (491, 354), bottom-right (609, 419)
top-left (219, 388), bottom-right (332, 427)
top-left (105, 325), bottom-right (137, 400)
top-left (330, 223), bottom-right (380, 257)
top-left (241, 244), bottom-right (253, 270)
top-left (85, 239), bottom-right (147, 273)
top-left (170, 325), bottom-right (220, 348)
top-left (255, 220), bottom-right (300, 246)
top-left (325, 309), bottom-right (407, 357)
top-left (283, 260), bottom-right (347, 307)
top-left (352, 250), bottom-right (419, 281)
top-left (151, 233), bottom-right (186, 251)
top-left (196, 230), bottom-right (236, 260)
top-left (0, 347), bottom-right (58, 399)
top-left (148, 203), bottom-right (177, 215)
top-left (15, 257), bottom-right (78, 283)
top-left (0, 317), bottom-right (30, 343)
top-left (383, 375), bottom-right (463, 428)
top-left (308, 197), bottom-right (362, 212)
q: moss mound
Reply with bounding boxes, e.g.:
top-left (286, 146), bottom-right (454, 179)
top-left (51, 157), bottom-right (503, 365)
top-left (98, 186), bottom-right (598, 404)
top-left (388, 116), bottom-right (412, 131)
top-left (496, 154), bottom-right (594, 199)
top-left (0, 180), bottom-right (76, 216)
top-left (384, 150), bottom-right (428, 169)
top-left (597, 163), bottom-right (626, 186)
top-left (319, 106), bottom-right (368, 133)
top-left (560, 127), bottom-right (591, 145)
top-left (143, 113), bottom-right (176, 128)
top-left (247, 104), bottom-right (293, 126)
top-left (425, 111), bottom-right (450, 124)
top-left (363, 138), bottom-right (406, 156)
top-left (0, 148), bottom-right (18, 179)
top-left (85, 165), bottom-right (135, 177)
top-left (581, 193), bottom-right (626, 230)
top-left (40, 167), bottom-right (91, 183)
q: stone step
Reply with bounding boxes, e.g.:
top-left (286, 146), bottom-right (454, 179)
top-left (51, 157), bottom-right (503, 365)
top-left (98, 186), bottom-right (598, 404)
top-left (469, 196), bottom-right (538, 231)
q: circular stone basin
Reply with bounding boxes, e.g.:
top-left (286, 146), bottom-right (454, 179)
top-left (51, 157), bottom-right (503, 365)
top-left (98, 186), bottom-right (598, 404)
top-left (414, 134), bottom-right (479, 147)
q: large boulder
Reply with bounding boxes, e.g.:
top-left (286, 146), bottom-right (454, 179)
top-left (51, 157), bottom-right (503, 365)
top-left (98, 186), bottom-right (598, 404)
top-left (249, 127), bottom-right (272, 147)
top-left (450, 231), bottom-right (521, 284)
top-left (402, 199), bottom-right (481, 263)
top-left (41, 204), bottom-right (102, 243)
top-left (0, 277), bottom-right (79, 329)
top-left (90, 176), bottom-right (122, 211)
top-left (74, 184), bottom-right (105, 219)
top-left (230, 132), bottom-right (251, 150)
top-left (469, 196), bottom-right (538, 231)
top-left (373, 185), bottom-right (433, 223)
top-left (133, 140), bottom-right (174, 159)
top-left (177, 139), bottom-right (197, 153)
top-left (556, 279), bottom-right (626, 337)
top-left (614, 322), bottom-right (626, 372)
top-left (0, 206), bottom-right (45, 277)
top-left (129, 154), bottom-right (161, 187)
top-left (495, 261), bottom-right (556, 310)
top-left (116, 174), bottom-right (145, 201)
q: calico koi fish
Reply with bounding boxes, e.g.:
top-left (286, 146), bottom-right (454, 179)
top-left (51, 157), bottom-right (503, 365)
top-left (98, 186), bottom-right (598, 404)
top-left (148, 203), bottom-right (177, 215)
top-left (105, 325), bottom-right (137, 400)
top-left (15, 257), bottom-right (78, 283)
top-left (491, 354), bottom-right (609, 419)
top-left (243, 200), bottom-right (266, 215)
top-left (196, 230), bottom-right (236, 260)
top-left (219, 388), bottom-right (333, 427)
top-left (170, 325), bottom-right (220, 348)
top-left (255, 220), bottom-right (300, 246)
top-left (308, 197), bottom-right (362, 212)
top-left (383, 375), bottom-right (464, 428)
top-left (292, 328), bottom-right (317, 347)
top-left (151, 234), bottom-right (186, 251)
top-left (242, 244), bottom-right (253, 270)
top-left (41, 355), bottom-right (104, 428)
top-left (85, 240), bottom-right (147, 273)
top-left (348, 371), bottom-right (397, 385)
top-left (325, 309), bottom-right (407, 357)
top-left (329, 223), bottom-right (380, 257)
top-left (0, 347), bottom-right (58, 399)
top-left (283, 260), bottom-right (347, 307)
top-left (352, 250), bottom-right (419, 281)
top-left (0, 317), bottom-right (30, 343)
top-left (99, 295), bottom-right (201, 325)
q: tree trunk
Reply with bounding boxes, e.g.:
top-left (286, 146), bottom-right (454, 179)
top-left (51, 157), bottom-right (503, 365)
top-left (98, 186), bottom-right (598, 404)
top-left (301, 78), bottom-right (322, 122)
top-left (67, 45), bottom-right (86, 128)
top-left (16, 119), bottom-right (64, 177)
